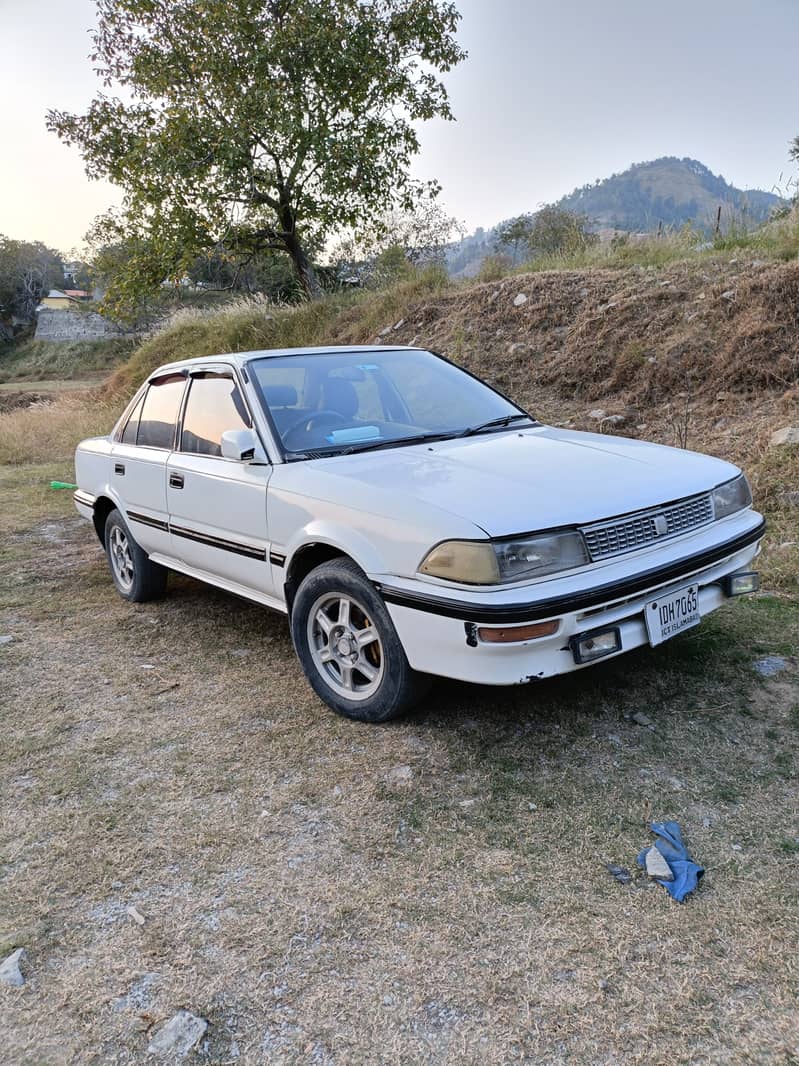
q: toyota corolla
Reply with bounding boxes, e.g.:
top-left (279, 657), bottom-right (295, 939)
top-left (73, 346), bottom-right (764, 722)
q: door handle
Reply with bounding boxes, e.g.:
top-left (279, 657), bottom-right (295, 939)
top-left (169, 473), bottom-right (185, 489)
top-left (114, 463), bottom-right (125, 476)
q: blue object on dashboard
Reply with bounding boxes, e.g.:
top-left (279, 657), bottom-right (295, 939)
top-left (637, 820), bottom-right (704, 902)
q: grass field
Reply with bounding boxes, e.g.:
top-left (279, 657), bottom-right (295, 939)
top-left (1, 462), bottom-right (798, 1064)
top-left (1, 262), bottom-right (798, 1062)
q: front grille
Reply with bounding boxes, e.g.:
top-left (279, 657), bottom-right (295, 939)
top-left (581, 493), bottom-right (714, 561)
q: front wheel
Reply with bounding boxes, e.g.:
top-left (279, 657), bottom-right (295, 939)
top-left (104, 510), bottom-right (167, 603)
top-left (290, 558), bottom-right (429, 722)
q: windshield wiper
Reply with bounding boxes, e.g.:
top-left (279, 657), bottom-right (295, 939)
top-left (285, 418), bottom-right (533, 461)
top-left (457, 413), bottom-right (533, 438)
top-left (339, 431), bottom-right (462, 456)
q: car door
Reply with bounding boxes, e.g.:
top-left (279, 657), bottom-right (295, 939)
top-left (166, 368), bottom-right (274, 594)
top-left (110, 371), bottom-right (187, 557)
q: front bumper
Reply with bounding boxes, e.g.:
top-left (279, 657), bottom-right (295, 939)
top-left (378, 511), bottom-right (765, 686)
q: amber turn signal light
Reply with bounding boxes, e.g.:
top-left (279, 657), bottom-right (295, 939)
top-left (477, 620), bottom-right (559, 643)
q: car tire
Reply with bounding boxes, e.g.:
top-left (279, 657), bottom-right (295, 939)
top-left (291, 557), bottom-right (430, 722)
top-left (104, 509), bottom-right (167, 603)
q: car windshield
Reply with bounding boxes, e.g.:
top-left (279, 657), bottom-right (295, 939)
top-left (249, 348), bottom-right (533, 458)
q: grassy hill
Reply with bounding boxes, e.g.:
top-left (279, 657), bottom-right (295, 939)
top-left (446, 157), bottom-right (785, 276)
top-left (556, 156), bottom-right (781, 233)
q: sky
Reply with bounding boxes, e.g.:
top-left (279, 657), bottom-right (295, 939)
top-left (1, 0), bottom-right (798, 253)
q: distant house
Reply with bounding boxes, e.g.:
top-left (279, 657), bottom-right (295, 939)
top-left (40, 289), bottom-right (77, 310)
top-left (64, 289), bottom-right (91, 300)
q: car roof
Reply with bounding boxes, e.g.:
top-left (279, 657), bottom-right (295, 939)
top-left (148, 345), bottom-right (426, 378)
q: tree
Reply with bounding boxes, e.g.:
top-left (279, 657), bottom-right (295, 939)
top-left (330, 196), bottom-right (462, 285)
top-left (495, 214), bottom-right (534, 264)
top-left (47, 0), bottom-right (465, 309)
top-left (0, 236), bottom-right (64, 325)
top-left (527, 206), bottom-right (598, 257)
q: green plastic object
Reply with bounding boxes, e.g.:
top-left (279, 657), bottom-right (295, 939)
top-left (50, 481), bottom-right (78, 490)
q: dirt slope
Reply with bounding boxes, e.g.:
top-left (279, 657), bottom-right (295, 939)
top-left (332, 259), bottom-right (799, 410)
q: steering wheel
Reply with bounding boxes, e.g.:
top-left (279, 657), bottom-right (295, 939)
top-left (282, 409), bottom-right (350, 448)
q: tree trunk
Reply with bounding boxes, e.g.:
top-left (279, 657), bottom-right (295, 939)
top-left (283, 230), bottom-right (323, 301)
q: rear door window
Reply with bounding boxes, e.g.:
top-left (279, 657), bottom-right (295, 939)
top-left (180, 373), bottom-right (251, 457)
top-left (136, 375), bottom-right (186, 449)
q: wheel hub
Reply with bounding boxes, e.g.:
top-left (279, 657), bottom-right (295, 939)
top-left (307, 593), bottom-right (385, 701)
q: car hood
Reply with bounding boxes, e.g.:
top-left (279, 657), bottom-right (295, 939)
top-left (306, 426), bottom-right (739, 537)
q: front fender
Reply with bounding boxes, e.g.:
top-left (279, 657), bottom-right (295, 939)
top-left (282, 520), bottom-right (387, 579)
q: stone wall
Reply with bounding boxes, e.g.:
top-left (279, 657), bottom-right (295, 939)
top-left (34, 307), bottom-right (137, 342)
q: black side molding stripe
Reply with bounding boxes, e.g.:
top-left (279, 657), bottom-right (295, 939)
top-left (127, 511), bottom-right (268, 560)
top-left (73, 490), bottom-right (96, 510)
top-left (378, 519), bottom-right (766, 625)
top-left (269, 551), bottom-right (286, 567)
top-left (170, 523), bottom-right (266, 561)
top-left (128, 511), bottom-right (169, 532)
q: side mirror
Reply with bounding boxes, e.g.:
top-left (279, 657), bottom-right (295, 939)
top-left (220, 428), bottom-right (268, 463)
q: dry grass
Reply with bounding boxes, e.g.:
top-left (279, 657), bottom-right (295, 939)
top-left (0, 392), bottom-right (120, 466)
top-left (1, 467), bottom-right (798, 1064)
top-left (0, 338), bottom-right (135, 385)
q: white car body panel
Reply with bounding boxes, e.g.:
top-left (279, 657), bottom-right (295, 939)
top-left (73, 346), bottom-right (765, 690)
top-left (165, 451), bottom-right (274, 593)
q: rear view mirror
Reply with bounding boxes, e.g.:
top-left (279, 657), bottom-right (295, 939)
top-left (220, 428), bottom-right (268, 463)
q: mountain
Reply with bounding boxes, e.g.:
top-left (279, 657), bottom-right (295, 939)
top-left (445, 157), bottom-right (783, 277)
top-left (554, 156), bottom-right (781, 233)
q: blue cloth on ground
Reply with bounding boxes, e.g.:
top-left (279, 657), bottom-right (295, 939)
top-left (637, 821), bottom-right (704, 903)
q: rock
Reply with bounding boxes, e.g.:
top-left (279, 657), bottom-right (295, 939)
top-left (512, 293), bottom-right (528, 307)
top-left (604, 414), bottom-right (626, 426)
top-left (147, 1010), bottom-right (208, 1058)
top-left (771, 427), bottom-right (799, 447)
top-left (112, 972), bottom-right (160, 1013)
top-left (507, 342), bottom-right (528, 355)
top-left (0, 948), bottom-right (26, 987)
top-left (126, 905), bottom-right (145, 926)
top-left (720, 289), bottom-right (736, 301)
top-left (588, 408), bottom-right (607, 420)
top-left (779, 491), bottom-right (799, 508)
top-left (378, 324), bottom-right (393, 337)
top-left (645, 846), bottom-right (674, 881)
top-left (392, 318), bottom-right (404, 330)
top-left (606, 863), bottom-right (632, 884)
top-left (0, 635), bottom-right (13, 646)
top-left (384, 764), bottom-right (413, 788)
top-left (631, 711), bottom-right (656, 730)
top-left (753, 656), bottom-right (789, 677)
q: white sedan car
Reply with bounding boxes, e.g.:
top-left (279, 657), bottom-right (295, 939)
top-left (74, 345), bottom-right (764, 722)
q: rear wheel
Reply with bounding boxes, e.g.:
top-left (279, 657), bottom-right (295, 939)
top-left (291, 558), bottom-right (429, 722)
top-left (104, 510), bottom-right (167, 603)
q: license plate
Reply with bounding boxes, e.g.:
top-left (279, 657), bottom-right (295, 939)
top-left (645, 584), bottom-right (700, 646)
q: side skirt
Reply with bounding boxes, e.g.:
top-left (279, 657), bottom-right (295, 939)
top-left (147, 553), bottom-right (288, 616)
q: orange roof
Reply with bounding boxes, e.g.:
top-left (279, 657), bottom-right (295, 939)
top-left (64, 289), bottom-right (90, 298)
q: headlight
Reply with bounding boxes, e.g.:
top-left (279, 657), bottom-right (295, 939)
top-left (419, 541), bottom-right (500, 584)
top-left (419, 530), bottom-right (589, 585)
top-left (712, 474), bottom-right (752, 520)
